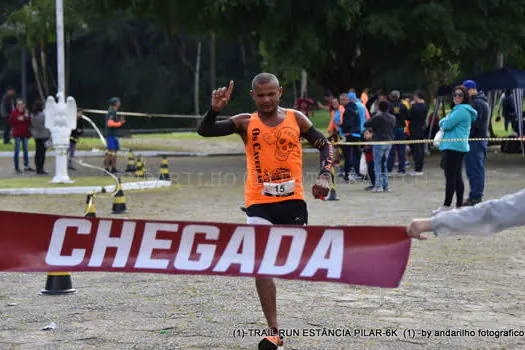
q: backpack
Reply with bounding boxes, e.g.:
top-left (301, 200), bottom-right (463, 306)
top-left (342, 104), bottom-right (359, 134)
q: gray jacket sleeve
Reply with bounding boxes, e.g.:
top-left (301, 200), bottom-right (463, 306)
top-left (431, 189), bottom-right (525, 236)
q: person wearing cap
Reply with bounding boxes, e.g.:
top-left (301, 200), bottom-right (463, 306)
top-left (104, 97), bottom-right (125, 174)
top-left (387, 90), bottom-right (409, 174)
top-left (462, 80), bottom-right (490, 206)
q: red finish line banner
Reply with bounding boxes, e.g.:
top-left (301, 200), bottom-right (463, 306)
top-left (0, 211), bottom-right (411, 288)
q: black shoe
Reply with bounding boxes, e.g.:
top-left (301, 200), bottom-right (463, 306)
top-left (15, 168), bottom-right (22, 174)
top-left (68, 165), bottom-right (76, 171)
top-left (364, 185), bottom-right (374, 191)
top-left (37, 170), bottom-right (49, 175)
top-left (463, 198), bottom-right (482, 206)
top-left (24, 167), bottom-right (35, 172)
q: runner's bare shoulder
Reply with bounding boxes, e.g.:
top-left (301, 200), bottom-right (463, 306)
top-left (291, 109), bottom-right (313, 132)
top-left (230, 113), bottom-right (252, 133)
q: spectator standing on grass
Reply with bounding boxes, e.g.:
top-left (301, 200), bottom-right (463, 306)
top-left (8, 98), bottom-right (33, 173)
top-left (104, 97), bottom-right (125, 174)
top-left (501, 89), bottom-right (517, 133)
top-left (364, 100), bottom-right (396, 193)
top-left (1, 86), bottom-right (16, 144)
top-left (68, 107), bottom-right (84, 170)
top-left (362, 128), bottom-right (375, 190)
top-left (387, 90), bottom-right (409, 174)
top-left (30, 100), bottom-right (50, 175)
top-left (328, 96), bottom-right (345, 176)
top-left (339, 93), bottom-right (360, 181)
top-left (347, 92), bottom-right (365, 179)
top-left (407, 90), bottom-right (429, 176)
top-left (462, 80), bottom-right (490, 207)
top-left (433, 86), bottom-right (476, 215)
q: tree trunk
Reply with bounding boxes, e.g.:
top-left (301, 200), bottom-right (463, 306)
top-left (20, 48), bottom-right (27, 103)
top-left (30, 48), bottom-right (45, 101)
top-left (497, 52), bottom-right (504, 68)
top-left (238, 35), bottom-right (247, 76)
top-left (292, 80), bottom-right (297, 102)
top-left (194, 40), bottom-right (202, 117)
top-left (40, 40), bottom-right (49, 96)
top-left (209, 31), bottom-right (216, 92)
top-left (300, 69), bottom-right (308, 97)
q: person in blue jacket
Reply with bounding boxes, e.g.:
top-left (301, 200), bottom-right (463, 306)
top-left (433, 85), bottom-right (477, 215)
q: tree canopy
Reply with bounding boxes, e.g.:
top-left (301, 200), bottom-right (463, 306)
top-left (1, 0), bottom-right (525, 115)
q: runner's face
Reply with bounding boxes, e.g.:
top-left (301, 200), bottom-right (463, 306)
top-left (251, 82), bottom-right (282, 113)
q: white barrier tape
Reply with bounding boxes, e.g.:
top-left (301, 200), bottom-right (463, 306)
top-left (82, 109), bottom-right (228, 120)
top-left (334, 137), bottom-right (524, 146)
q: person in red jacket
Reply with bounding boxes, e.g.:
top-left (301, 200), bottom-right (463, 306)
top-left (8, 98), bottom-right (33, 173)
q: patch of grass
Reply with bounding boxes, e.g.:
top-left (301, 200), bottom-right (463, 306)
top-left (0, 176), bottom-right (136, 189)
top-left (491, 117), bottom-right (513, 137)
top-left (308, 109), bottom-right (331, 132)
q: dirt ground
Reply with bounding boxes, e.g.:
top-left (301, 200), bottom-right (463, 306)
top-left (1, 148), bottom-right (525, 350)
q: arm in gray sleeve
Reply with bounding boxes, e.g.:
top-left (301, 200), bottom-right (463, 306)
top-left (431, 189), bottom-right (525, 236)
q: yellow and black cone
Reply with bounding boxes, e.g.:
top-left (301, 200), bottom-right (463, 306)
top-left (112, 178), bottom-right (128, 214)
top-left (134, 155), bottom-right (145, 178)
top-left (40, 193), bottom-right (92, 295)
top-left (326, 167), bottom-right (339, 201)
top-left (41, 272), bottom-right (76, 295)
top-left (159, 156), bottom-right (170, 181)
top-left (125, 149), bottom-right (136, 173)
top-left (84, 192), bottom-right (96, 217)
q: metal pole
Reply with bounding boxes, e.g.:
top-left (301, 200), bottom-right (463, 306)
top-left (56, 0), bottom-right (65, 97)
top-left (47, 0), bottom-right (76, 184)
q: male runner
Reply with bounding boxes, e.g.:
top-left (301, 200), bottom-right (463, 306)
top-left (198, 73), bottom-right (333, 350)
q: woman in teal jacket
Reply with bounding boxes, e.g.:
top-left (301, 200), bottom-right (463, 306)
top-left (434, 86), bottom-right (477, 215)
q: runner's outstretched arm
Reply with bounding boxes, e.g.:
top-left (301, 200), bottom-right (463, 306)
top-left (198, 80), bottom-right (237, 137)
top-left (197, 109), bottom-right (237, 137)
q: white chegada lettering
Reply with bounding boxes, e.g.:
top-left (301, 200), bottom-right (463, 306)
top-left (88, 220), bottom-right (136, 268)
top-left (135, 223), bottom-right (179, 269)
top-left (174, 225), bottom-right (219, 271)
top-left (258, 227), bottom-right (307, 275)
top-left (213, 226), bottom-right (255, 273)
top-left (300, 229), bottom-right (344, 279)
top-left (45, 218), bottom-right (92, 266)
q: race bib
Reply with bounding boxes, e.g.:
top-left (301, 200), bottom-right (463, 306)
top-left (262, 179), bottom-right (295, 197)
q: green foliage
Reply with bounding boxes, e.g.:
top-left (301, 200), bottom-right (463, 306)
top-left (3, 0), bottom-right (525, 122)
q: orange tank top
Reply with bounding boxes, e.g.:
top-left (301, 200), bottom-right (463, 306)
top-left (245, 109), bottom-right (304, 207)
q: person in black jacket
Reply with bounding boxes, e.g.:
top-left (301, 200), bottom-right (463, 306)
top-left (68, 108), bottom-right (84, 170)
top-left (364, 100), bottom-right (396, 192)
top-left (501, 89), bottom-right (517, 132)
top-left (0, 87), bottom-right (16, 144)
top-left (387, 90), bottom-right (409, 174)
top-left (340, 93), bottom-right (361, 181)
top-left (462, 80), bottom-right (489, 206)
top-left (407, 90), bottom-right (429, 175)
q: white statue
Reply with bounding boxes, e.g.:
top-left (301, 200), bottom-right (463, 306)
top-left (45, 92), bottom-right (77, 183)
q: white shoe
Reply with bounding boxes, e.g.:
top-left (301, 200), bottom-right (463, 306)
top-left (432, 206), bottom-right (452, 216)
top-left (409, 171), bottom-right (424, 176)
